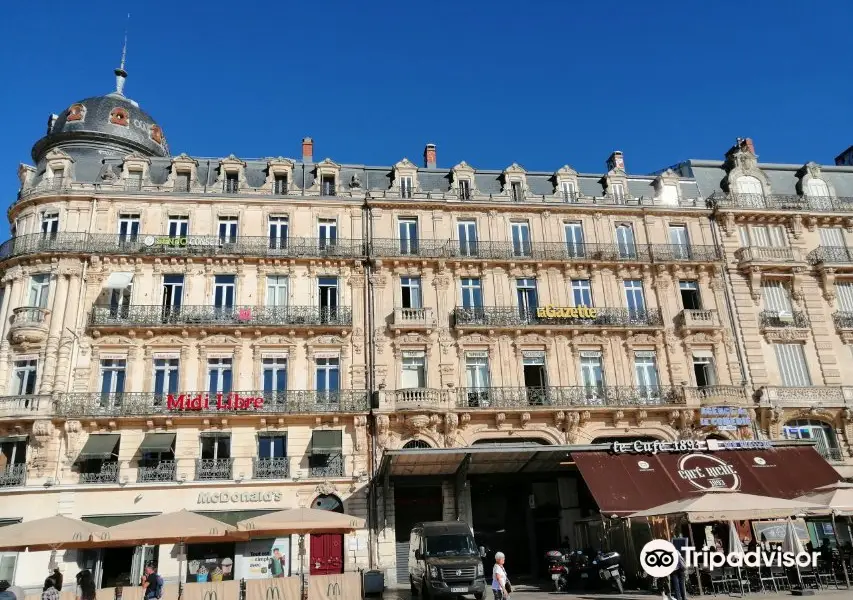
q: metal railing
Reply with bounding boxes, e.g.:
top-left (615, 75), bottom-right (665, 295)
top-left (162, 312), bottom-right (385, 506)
top-left (0, 464), bottom-right (26, 487)
top-left (834, 312), bottom-right (853, 330)
top-left (0, 232), bottom-right (366, 261)
top-left (736, 246), bottom-right (803, 263)
top-left (91, 305), bottom-right (352, 328)
top-left (196, 458), bottom-right (233, 480)
top-left (10, 306), bottom-right (50, 326)
top-left (454, 386), bottom-right (686, 408)
top-left (819, 446), bottom-right (845, 462)
top-left (309, 453), bottom-right (344, 478)
top-left (137, 460), bottom-right (177, 483)
top-left (453, 306), bottom-right (663, 328)
top-left (676, 309), bottom-right (721, 329)
top-left (807, 246), bottom-right (853, 265)
top-left (650, 244), bottom-right (721, 262)
top-left (54, 390), bottom-right (369, 417)
top-left (80, 461), bottom-right (120, 484)
top-left (392, 307), bottom-right (434, 327)
top-left (759, 310), bottom-right (810, 329)
top-left (253, 457), bottom-right (290, 479)
top-left (712, 193), bottom-right (853, 213)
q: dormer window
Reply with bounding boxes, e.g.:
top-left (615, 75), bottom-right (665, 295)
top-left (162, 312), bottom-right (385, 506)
top-left (736, 176), bottom-right (763, 197)
top-left (806, 178), bottom-right (830, 200)
top-left (459, 179), bottom-right (472, 201)
top-left (511, 181), bottom-right (524, 202)
top-left (51, 167), bottom-right (65, 186)
top-left (274, 174), bottom-right (288, 195)
top-left (560, 181), bottom-right (576, 201)
top-left (322, 175), bottom-right (336, 196)
top-left (176, 172), bottom-right (191, 193)
top-left (127, 170), bottom-right (143, 191)
top-left (400, 176), bottom-right (413, 199)
top-left (225, 173), bottom-right (239, 194)
top-left (661, 184), bottom-right (679, 206)
top-left (610, 182), bottom-right (625, 200)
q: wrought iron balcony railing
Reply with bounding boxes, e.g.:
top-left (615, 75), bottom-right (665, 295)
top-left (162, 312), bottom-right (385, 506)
top-left (759, 310), bottom-right (810, 329)
top-left (453, 306), bottom-right (663, 328)
top-left (371, 239), bottom-right (655, 262)
top-left (712, 193), bottom-right (853, 213)
top-left (196, 458), bottom-right (233, 481)
top-left (137, 460), bottom-right (177, 483)
top-left (455, 386), bottom-right (686, 409)
top-left (736, 246), bottom-right (804, 264)
top-left (55, 390), bottom-right (369, 417)
top-left (0, 464), bottom-right (26, 487)
top-left (818, 446), bottom-right (845, 462)
top-left (0, 395), bottom-right (50, 418)
top-left (650, 244), bottom-right (721, 262)
top-left (0, 232), bottom-right (366, 261)
top-left (807, 246), bottom-right (853, 265)
top-left (90, 305), bottom-right (352, 328)
top-left (253, 457), bottom-right (290, 479)
top-left (392, 307), bottom-right (434, 328)
top-left (834, 312), bottom-right (853, 330)
top-left (80, 461), bottom-right (120, 484)
top-left (309, 453), bottom-right (344, 478)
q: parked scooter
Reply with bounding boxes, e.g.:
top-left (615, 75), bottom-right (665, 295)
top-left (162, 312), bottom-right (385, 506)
top-left (591, 551), bottom-right (625, 593)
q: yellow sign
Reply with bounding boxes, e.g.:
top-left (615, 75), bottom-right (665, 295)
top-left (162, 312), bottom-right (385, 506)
top-left (535, 305), bottom-right (598, 319)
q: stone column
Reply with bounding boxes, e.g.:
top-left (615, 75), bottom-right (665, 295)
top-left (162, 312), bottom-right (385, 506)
top-left (0, 278), bottom-right (16, 393)
top-left (53, 271), bottom-right (83, 394)
top-left (39, 271), bottom-right (70, 394)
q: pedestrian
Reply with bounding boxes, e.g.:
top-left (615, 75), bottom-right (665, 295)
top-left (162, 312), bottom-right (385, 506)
top-left (0, 581), bottom-right (24, 600)
top-left (491, 552), bottom-right (511, 599)
top-left (670, 533), bottom-right (689, 600)
top-left (268, 548), bottom-right (286, 578)
top-left (42, 577), bottom-right (60, 600)
top-left (75, 570), bottom-right (96, 600)
top-left (52, 570), bottom-right (63, 592)
top-left (141, 564), bottom-right (163, 600)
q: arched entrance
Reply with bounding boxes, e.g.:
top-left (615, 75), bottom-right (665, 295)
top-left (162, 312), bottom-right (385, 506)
top-left (309, 494), bottom-right (344, 575)
top-left (783, 419), bottom-right (841, 461)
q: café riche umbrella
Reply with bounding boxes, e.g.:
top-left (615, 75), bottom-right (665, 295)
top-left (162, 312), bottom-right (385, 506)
top-left (0, 515), bottom-right (108, 551)
top-left (628, 491), bottom-right (827, 522)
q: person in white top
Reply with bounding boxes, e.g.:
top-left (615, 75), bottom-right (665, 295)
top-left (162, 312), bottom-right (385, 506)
top-left (491, 552), bottom-right (510, 599)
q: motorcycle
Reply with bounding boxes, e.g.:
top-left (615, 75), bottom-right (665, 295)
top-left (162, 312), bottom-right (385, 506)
top-left (545, 550), bottom-right (569, 591)
top-left (591, 551), bottom-right (625, 594)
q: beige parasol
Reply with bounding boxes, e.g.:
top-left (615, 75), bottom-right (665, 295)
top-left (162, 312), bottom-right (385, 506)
top-left (0, 515), bottom-right (108, 551)
top-left (795, 487), bottom-right (853, 515)
top-left (236, 508), bottom-right (365, 535)
top-left (96, 510), bottom-right (236, 545)
top-left (628, 491), bottom-right (826, 522)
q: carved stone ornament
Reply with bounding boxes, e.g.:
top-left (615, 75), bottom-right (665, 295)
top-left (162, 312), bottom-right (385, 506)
top-left (404, 414), bottom-right (431, 433)
top-left (495, 412), bottom-right (506, 428)
top-left (519, 412), bottom-right (530, 428)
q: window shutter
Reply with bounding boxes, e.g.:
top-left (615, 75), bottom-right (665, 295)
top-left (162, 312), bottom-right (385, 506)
top-left (774, 344), bottom-right (812, 387)
top-left (838, 282), bottom-right (853, 312)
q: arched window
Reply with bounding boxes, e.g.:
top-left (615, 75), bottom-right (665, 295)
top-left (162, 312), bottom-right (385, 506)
top-left (736, 175), bottom-right (764, 199)
top-left (403, 440), bottom-right (431, 449)
top-left (806, 179), bottom-right (830, 199)
top-left (783, 419), bottom-right (841, 461)
top-left (312, 493), bottom-right (344, 513)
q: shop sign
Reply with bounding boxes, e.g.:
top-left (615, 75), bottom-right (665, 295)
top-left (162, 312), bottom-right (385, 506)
top-left (167, 392), bottom-right (265, 412)
top-left (535, 305), bottom-right (598, 319)
top-left (677, 453), bottom-right (741, 491)
top-left (611, 439), bottom-right (771, 455)
top-left (235, 537), bottom-right (291, 580)
top-left (700, 406), bottom-right (751, 430)
top-left (144, 235), bottom-right (221, 249)
top-left (197, 490), bottom-right (284, 505)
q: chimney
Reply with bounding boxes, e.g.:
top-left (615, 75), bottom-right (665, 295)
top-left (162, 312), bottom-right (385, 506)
top-left (606, 151), bottom-right (625, 173)
top-left (424, 143), bottom-right (437, 169)
top-left (740, 137), bottom-right (756, 155)
top-left (302, 137), bottom-right (313, 163)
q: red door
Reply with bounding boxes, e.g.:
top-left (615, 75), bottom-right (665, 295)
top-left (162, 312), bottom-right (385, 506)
top-left (310, 533), bottom-right (343, 575)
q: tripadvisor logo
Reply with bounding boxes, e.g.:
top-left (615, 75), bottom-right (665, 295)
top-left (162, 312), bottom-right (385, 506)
top-left (640, 539), bottom-right (819, 577)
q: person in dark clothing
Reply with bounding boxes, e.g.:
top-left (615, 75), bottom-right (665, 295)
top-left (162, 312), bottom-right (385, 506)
top-left (52, 570), bottom-right (63, 592)
top-left (670, 534), bottom-right (689, 600)
top-left (75, 570), bottom-right (96, 600)
top-left (142, 564), bottom-right (163, 600)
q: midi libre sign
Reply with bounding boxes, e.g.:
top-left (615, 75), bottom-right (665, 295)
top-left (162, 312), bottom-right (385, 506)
top-left (535, 305), bottom-right (598, 319)
top-left (167, 393), bottom-right (266, 412)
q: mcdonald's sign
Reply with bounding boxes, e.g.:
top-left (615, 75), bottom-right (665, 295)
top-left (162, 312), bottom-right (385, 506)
top-left (265, 586), bottom-right (282, 600)
top-left (326, 583), bottom-right (341, 598)
top-left (202, 591), bottom-right (218, 600)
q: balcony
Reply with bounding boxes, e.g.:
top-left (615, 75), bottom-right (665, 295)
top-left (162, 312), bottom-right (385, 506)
top-left (0, 395), bottom-right (51, 419)
top-left (90, 305), bottom-right (352, 329)
top-left (391, 307), bottom-right (434, 330)
top-left (309, 453), bottom-right (344, 478)
top-left (758, 386), bottom-right (851, 408)
top-left (736, 246), bottom-right (806, 267)
top-left (685, 385), bottom-right (751, 406)
top-left (196, 458), bottom-right (233, 480)
top-left (54, 390), bottom-right (370, 418)
top-left (759, 310), bottom-right (810, 329)
top-left (808, 246), bottom-right (853, 267)
top-left (137, 460), bottom-right (176, 483)
top-left (712, 193), bottom-right (853, 213)
top-left (8, 307), bottom-right (50, 345)
top-left (0, 464), bottom-right (27, 487)
top-left (453, 306), bottom-right (663, 329)
top-left (80, 461), bottom-right (120, 484)
top-left (650, 244), bottom-right (721, 262)
top-left (371, 239), bottom-right (653, 262)
top-left (391, 388), bottom-right (448, 410)
top-left (455, 386), bottom-right (686, 409)
top-left (675, 309), bottom-right (722, 332)
top-left (253, 457), bottom-right (290, 480)
top-left (834, 312), bottom-right (853, 335)
top-left (0, 232), bottom-right (365, 262)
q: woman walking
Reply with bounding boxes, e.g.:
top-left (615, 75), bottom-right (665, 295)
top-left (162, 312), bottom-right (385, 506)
top-left (492, 552), bottom-right (510, 599)
top-left (75, 570), bottom-right (95, 600)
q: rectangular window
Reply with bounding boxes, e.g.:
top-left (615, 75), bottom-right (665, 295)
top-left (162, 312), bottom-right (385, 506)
top-left (168, 216), bottom-right (188, 238)
top-left (457, 220), bottom-right (478, 257)
top-left (838, 282), bottom-right (853, 312)
top-left (615, 224), bottom-right (636, 259)
top-left (580, 351), bottom-right (605, 397)
top-left (511, 222), bottom-right (531, 257)
top-left (819, 227), bottom-right (845, 248)
top-left (12, 359), bottom-right (37, 395)
top-left (153, 358), bottom-right (179, 398)
top-left (679, 280), bottom-right (702, 310)
top-left (0, 555), bottom-right (16, 583)
top-left (762, 280), bottom-right (792, 313)
top-left (692, 354), bottom-right (716, 387)
top-left (200, 435), bottom-right (231, 460)
top-left (258, 434), bottom-right (286, 459)
top-left (459, 179), bottom-right (472, 200)
top-left (109, 284), bottom-right (132, 317)
top-left (162, 274), bottom-right (184, 310)
top-left (751, 225), bottom-right (787, 248)
top-left (218, 217), bottom-right (238, 244)
top-left (401, 352), bottom-right (426, 389)
top-left (28, 274), bottom-right (50, 308)
top-left (565, 222), bottom-right (585, 258)
top-left (522, 352), bottom-right (547, 405)
top-left (399, 219), bottom-right (419, 255)
top-left (669, 225), bottom-right (690, 259)
top-left (516, 278), bottom-right (538, 319)
top-left (634, 352), bottom-right (660, 398)
top-left (460, 278), bottom-right (483, 309)
top-left (176, 172), bottom-right (191, 192)
top-left (207, 357), bottom-right (233, 395)
top-left (560, 181), bottom-right (576, 201)
top-left (41, 212), bottom-right (59, 236)
top-left (465, 354), bottom-right (490, 389)
top-left (774, 343), bottom-right (811, 387)
top-left (100, 359), bottom-right (127, 398)
top-left (269, 216), bottom-right (289, 250)
top-left (225, 172), bottom-right (239, 194)
top-left (661, 184), bottom-right (679, 206)
top-left (213, 275), bottom-right (236, 309)
top-left (52, 167), bottom-right (65, 184)
top-left (262, 357), bottom-right (288, 397)
top-left (0, 438), bottom-right (26, 467)
top-left (624, 279), bottom-right (646, 314)
top-left (127, 170), bottom-right (143, 191)
top-left (510, 181), bottom-right (524, 202)
top-left (318, 277), bottom-right (339, 322)
top-left (401, 276), bottom-right (422, 310)
top-left (400, 176), bottom-right (413, 199)
top-left (315, 357), bottom-right (340, 397)
top-left (273, 174), bottom-right (288, 195)
top-left (321, 175), bottom-right (335, 196)
top-left (610, 182), bottom-right (625, 200)
top-left (266, 275), bottom-right (288, 307)
top-left (571, 279), bottom-right (593, 307)
top-left (118, 214), bottom-right (140, 243)
top-left (317, 219), bottom-right (337, 249)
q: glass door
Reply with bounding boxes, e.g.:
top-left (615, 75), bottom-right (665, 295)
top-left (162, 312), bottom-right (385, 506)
top-left (615, 224), bottom-right (636, 259)
top-left (316, 357), bottom-right (340, 403)
top-left (565, 222), bottom-right (585, 258)
top-left (318, 219), bottom-right (337, 251)
top-left (580, 353), bottom-right (605, 403)
top-left (522, 354), bottom-right (547, 406)
top-left (213, 275), bottom-right (236, 317)
top-left (465, 354), bottom-right (491, 407)
top-left (399, 219), bottom-right (419, 255)
top-left (458, 221), bottom-right (478, 257)
top-left (262, 357), bottom-right (288, 404)
top-left (168, 217), bottom-right (188, 239)
top-left (153, 358), bottom-right (179, 405)
top-left (318, 277), bottom-right (339, 323)
top-left (208, 358), bottom-right (233, 395)
top-left (511, 222), bottom-right (531, 257)
top-left (162, 274), bottom-right (183, 321)
top-left (634, 353), bottom-right (661, 402)
top-left (269, 216), bottom-right (289, 250)
top-left (516, 279), bottom-right (538, 322)
top-left (624, 280), bottom-right (646, 320)
top-left (668, 225), bottom-right (690, 259)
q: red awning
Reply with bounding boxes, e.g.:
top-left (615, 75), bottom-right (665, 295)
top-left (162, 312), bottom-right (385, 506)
top-left (572, 446), bottom-right (841, 515)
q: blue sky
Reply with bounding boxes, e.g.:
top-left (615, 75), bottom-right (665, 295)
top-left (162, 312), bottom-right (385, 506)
top-left (1, 0), bottom-right (852, 201)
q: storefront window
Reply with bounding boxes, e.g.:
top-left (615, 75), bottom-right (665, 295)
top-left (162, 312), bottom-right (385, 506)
top-left (186, 542), bottom-right (235, 583)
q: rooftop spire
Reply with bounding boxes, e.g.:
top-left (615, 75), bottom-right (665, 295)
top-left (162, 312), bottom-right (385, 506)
top-left (114, 13), bottom-right (129, 96)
